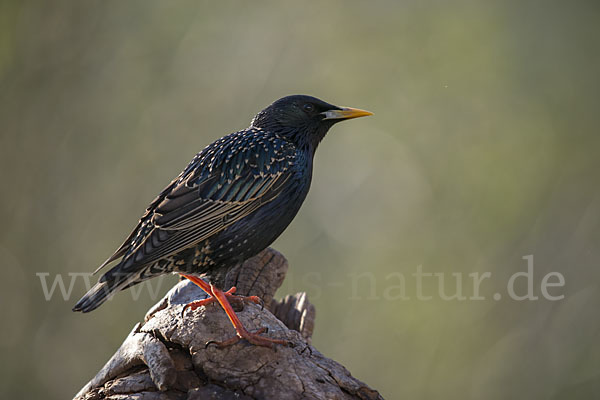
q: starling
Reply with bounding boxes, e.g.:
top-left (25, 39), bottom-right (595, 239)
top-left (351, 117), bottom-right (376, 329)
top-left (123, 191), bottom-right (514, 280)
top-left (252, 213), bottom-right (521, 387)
top-left (73, 95), bottom-right (372, 347)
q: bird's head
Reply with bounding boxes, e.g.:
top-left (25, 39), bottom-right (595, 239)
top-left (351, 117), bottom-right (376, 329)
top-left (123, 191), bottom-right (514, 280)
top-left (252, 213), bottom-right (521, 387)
top-left (250, 95), bottom-right (372, 149)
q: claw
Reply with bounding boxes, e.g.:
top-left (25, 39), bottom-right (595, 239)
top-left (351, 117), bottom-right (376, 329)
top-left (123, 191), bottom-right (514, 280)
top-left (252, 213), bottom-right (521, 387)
top-left (202, 327), bottom-right (286, 349)
top-left (179, 275), bottom-right (285, 349)
top-left (181, 296), bottom-right (218, 318)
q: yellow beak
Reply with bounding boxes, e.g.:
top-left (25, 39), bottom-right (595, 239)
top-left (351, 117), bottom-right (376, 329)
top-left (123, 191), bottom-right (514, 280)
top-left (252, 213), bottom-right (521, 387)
top-left (321, 107), bottom-right (373, 120)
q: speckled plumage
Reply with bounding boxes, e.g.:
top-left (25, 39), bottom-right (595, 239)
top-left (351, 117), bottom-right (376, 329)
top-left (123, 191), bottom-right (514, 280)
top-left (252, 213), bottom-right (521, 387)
top-left (73, 95), bottom-right (371, 312)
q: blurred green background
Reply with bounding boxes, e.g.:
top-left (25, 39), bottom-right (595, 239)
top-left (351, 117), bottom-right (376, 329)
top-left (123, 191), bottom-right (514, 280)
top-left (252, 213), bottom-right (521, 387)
top-left (1, 1), bottom-right (599, 399)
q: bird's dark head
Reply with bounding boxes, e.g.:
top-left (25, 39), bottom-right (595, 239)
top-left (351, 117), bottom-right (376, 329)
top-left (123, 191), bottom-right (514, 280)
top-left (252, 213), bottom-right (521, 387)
top-left (250, 95), bottom-right (372, 149)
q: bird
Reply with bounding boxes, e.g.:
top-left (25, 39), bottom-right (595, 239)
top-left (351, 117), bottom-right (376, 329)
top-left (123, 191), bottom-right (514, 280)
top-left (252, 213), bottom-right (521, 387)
top-left (73, 94), bottom-right (372, 347)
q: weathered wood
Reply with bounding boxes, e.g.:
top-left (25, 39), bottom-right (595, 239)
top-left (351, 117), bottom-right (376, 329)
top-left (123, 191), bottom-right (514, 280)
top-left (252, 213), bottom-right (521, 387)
top-left (74, 248), bottom-right (383, 400)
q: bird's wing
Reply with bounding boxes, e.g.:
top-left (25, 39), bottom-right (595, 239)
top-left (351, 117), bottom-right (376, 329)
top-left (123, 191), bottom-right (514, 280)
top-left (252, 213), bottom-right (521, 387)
top-left (93, 174), bottom-right (182, 274)
top-left (99, 130), bottom-right (297, 272)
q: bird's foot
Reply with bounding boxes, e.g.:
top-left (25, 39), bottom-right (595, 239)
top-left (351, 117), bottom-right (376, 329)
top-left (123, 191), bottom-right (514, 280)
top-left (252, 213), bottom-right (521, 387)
top-left (180, 274), bottom-right (287, 348)
top-left (181, 286), bottom-right (263, 317)
top-left (206, 327), bottom-right (292, 349)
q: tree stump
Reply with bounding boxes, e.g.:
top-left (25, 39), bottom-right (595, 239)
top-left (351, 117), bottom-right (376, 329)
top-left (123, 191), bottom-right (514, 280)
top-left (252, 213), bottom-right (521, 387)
top-left (74, 248), bottom-right (383, 400)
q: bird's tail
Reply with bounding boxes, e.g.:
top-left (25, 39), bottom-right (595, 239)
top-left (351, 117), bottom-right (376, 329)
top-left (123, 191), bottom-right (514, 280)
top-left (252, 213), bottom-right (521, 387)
top-left (72, 268), bottom-right (140, 313)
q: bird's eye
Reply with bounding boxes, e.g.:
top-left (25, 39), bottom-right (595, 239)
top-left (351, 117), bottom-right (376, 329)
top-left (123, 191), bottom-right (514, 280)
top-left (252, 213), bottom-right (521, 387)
top-left (302, 103), bottom-right (315, 113)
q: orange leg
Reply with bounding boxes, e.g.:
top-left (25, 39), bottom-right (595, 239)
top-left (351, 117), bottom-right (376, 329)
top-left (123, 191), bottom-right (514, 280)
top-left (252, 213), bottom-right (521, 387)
top-left (182, 286), bottom-right (244, 313)
top-left (181, 274), bottom-right (263, 312)
top-left (180, 274), bottom-right (288, 348)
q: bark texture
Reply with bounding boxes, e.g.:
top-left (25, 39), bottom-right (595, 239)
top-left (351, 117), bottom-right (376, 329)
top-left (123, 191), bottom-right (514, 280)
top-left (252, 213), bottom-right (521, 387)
top-left (74, 248), bottom-right (383, 400)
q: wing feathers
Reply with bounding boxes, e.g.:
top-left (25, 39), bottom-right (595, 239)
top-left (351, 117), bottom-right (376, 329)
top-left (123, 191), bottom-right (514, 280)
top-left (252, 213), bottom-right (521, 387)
top-left (98, 130), bottom-right (296, 271)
